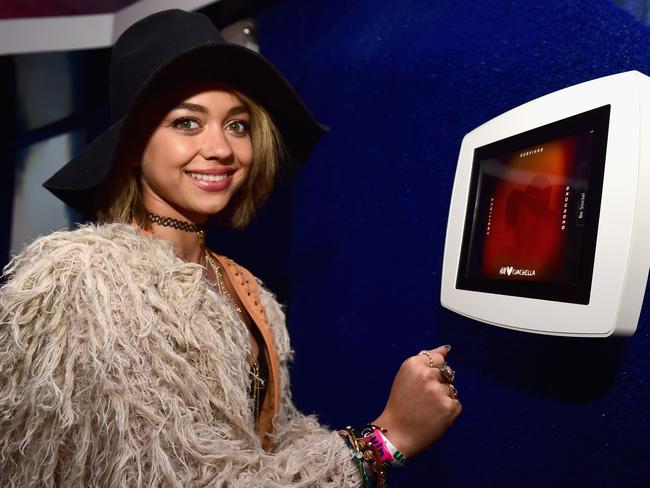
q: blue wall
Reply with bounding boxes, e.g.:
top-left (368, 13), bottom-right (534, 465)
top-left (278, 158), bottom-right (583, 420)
top-left (224, 0), bottom-right (650, 486)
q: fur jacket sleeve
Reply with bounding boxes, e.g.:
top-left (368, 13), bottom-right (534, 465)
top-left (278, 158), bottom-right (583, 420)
top-left (0, 223), bottom-right (360, 488)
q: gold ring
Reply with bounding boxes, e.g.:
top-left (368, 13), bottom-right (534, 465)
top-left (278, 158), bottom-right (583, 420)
top-left (448, 383), bottom-right (459, 399)
top-left (418, 350), bottom-right (435, 368)
top-left (437, 361), bottom-right (456, 383)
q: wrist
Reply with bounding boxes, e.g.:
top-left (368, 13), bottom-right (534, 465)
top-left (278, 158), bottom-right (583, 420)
top-left (339, 426), bottom-right (386, 488)
top-left (371, 415), bottom-right (413, 459)
top-left (338, 421), bottom-right (407, 488)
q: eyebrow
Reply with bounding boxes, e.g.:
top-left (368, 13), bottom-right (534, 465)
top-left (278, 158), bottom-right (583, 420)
top-left (173, 102), bottom-right (250, 117)
top-left (174, 102), bottom-right (207, 113)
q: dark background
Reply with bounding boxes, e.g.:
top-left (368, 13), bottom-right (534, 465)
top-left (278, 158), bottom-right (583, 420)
top-left (3, 0), bottom-right (650, 486)
top-left (247, 1), bottom-right (650, 486)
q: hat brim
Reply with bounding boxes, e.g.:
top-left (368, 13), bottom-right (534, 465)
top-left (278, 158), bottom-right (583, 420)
top-left (43, 42), bottom-right (327, 215)
top-left (43, 119), bottom-right (124, 215)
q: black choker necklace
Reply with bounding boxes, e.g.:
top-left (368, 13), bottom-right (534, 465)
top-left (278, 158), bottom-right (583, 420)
top-left (146, 212), bottom-right (204, 234)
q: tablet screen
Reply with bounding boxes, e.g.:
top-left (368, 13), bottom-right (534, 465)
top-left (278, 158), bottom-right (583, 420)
top-left (456, 105), bottom-right (610, 304)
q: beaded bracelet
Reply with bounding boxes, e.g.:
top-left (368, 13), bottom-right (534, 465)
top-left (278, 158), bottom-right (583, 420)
top-left (339, 427), bottom-right (383, 488)
top-left (339, 424), bottom-right (407, 488)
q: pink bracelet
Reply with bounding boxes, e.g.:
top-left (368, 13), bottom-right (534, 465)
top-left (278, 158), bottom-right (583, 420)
top-left (358, 426), bottom-right (407, 468)
top-left (377, 430), bottom-right (407, 467)
top-left (369, 427), bottom-right (395, 465)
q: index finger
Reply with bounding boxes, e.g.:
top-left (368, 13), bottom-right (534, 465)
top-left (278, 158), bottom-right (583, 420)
top-left (431, 344), bottom-right (452, 358)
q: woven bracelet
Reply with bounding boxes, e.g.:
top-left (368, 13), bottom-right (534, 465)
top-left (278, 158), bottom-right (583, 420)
top-left (339, 426), bottom-right (386, 488)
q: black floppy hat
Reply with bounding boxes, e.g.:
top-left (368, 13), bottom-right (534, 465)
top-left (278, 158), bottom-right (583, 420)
top-left (43, 8), bottom-right (327, 215)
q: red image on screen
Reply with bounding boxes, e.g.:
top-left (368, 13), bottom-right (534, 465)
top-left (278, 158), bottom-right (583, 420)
top-left (479, 135), bottom-right (585, 281)
top-left (458, 105), bottom-right (608, 303)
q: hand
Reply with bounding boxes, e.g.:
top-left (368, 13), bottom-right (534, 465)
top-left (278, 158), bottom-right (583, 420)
top-left (372, 345), bottom-right (462, 458)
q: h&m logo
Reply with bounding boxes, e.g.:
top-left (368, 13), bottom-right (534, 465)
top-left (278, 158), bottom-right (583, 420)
top-left (499, 266), bottom-right (536, 277)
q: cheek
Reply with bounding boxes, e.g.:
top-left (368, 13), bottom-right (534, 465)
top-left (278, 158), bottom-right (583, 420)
top-left (142, 132), bottom-right (196, 169)
top-left (139, 141), bottom-right (179, 188)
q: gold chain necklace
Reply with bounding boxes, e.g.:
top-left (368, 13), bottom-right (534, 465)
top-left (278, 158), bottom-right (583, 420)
top-left (204, 250), bottom-right (261, 422)
top-left (250, 357), bottom-right (261, 422)
top-left (204, 250), bottom-right (242, 314)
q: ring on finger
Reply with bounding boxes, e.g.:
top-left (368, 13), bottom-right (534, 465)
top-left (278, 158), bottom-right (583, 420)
top-left (437, 361), bottom-right (456, 383)
top-left (447, 383), bottom-right (459, 399)
top-left (418, 350), bottom-right (435, 368)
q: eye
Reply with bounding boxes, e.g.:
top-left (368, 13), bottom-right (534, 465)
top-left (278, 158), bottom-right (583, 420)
top-left (171, 118), bottom-right (200, 131)
top-left (225, 119), bottom-right (250, 136)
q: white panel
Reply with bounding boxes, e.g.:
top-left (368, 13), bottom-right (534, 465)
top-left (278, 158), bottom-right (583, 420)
top-left (441, 71), bottom-right (650, 337)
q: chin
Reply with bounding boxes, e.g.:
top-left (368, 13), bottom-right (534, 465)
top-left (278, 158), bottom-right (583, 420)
top-left (184, 194), bottom-right (237, 219)
top-left (198, 203), bottom-right (230, 218)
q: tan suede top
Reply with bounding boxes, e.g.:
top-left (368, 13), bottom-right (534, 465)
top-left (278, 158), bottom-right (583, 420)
top-left (210, 252), bottom-right (281, 451)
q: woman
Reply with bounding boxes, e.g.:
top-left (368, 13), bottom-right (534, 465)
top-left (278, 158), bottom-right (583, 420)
top-left (0, 9), bottom-right (461, 487)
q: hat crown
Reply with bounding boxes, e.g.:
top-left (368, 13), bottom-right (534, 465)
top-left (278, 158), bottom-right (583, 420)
top-left (109, 9), bottom-right (225, 121)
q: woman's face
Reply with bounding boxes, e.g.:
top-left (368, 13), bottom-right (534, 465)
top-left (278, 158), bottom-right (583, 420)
top-left (138, 79), bottom-right (253, 223)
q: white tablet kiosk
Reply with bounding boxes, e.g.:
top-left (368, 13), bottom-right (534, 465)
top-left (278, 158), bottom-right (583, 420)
top-left (441, 71), bottom-right (650, 337)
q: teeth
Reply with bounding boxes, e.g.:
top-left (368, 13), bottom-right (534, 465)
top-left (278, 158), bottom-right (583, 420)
top-left (187, 172), bottom-right (228, 182)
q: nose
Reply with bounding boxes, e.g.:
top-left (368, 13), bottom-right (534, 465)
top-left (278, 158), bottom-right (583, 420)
top-left (200, 125), bottom-right (234, 162)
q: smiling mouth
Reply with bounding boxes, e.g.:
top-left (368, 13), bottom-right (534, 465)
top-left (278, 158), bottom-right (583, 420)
top-left (186, 171), bottom-right (231, 182)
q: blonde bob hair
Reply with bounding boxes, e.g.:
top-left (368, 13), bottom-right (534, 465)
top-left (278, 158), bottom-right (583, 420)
top-left (95, 89), bottom-right (285, 229)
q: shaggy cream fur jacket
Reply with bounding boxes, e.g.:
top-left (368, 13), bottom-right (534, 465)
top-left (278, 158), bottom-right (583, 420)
top-left (0, 223), bottom-right (360, 488)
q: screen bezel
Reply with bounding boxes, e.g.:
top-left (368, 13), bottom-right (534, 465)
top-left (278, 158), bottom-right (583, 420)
top-left (455, 104), bottom-right (611, 304)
